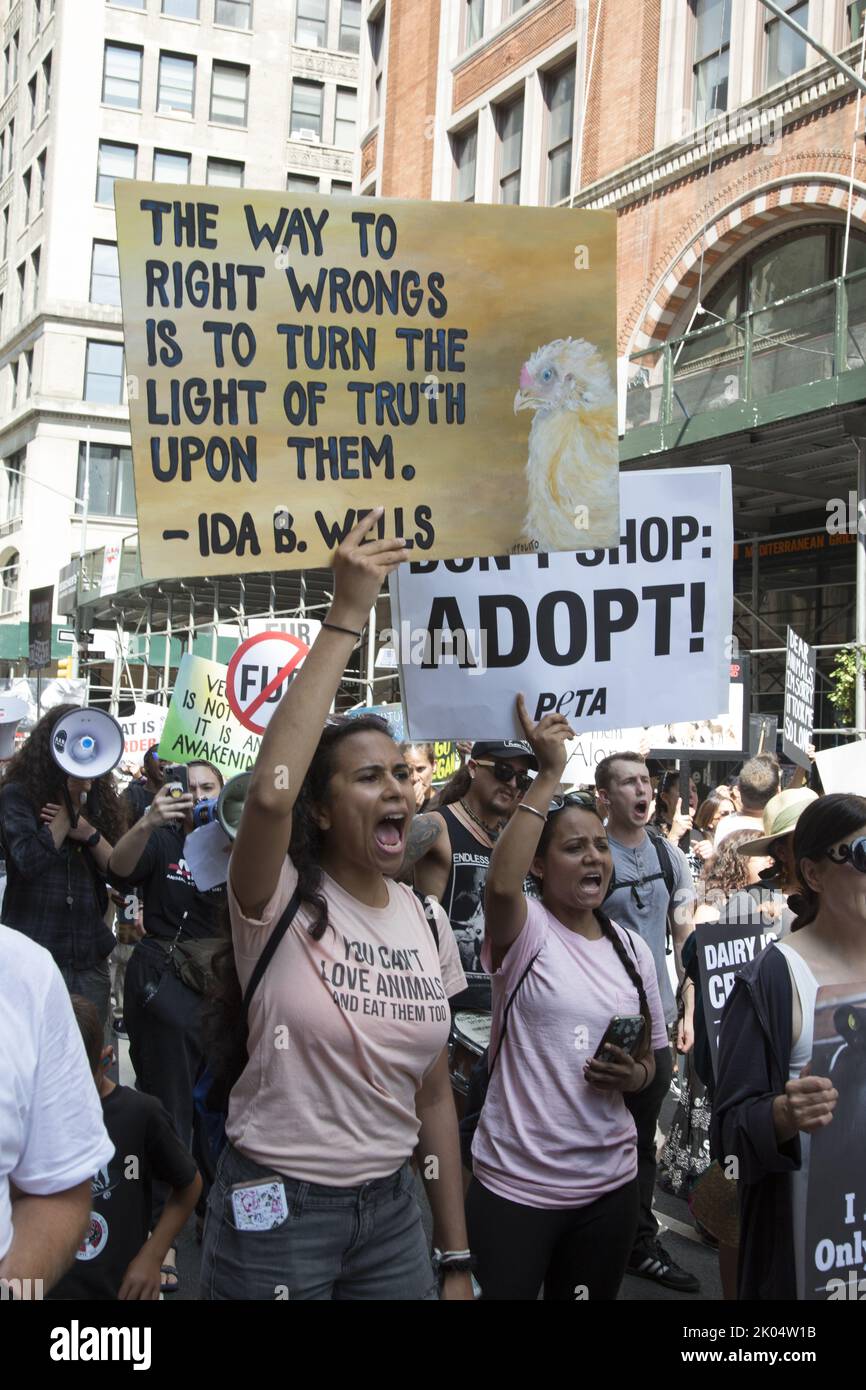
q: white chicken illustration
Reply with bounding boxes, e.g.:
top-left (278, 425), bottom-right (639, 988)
top-left (514, 337), bottom-right (619, 551)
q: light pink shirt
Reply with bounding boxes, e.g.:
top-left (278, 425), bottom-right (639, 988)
top-left (473, 897), bottom-right (668, 1209)
top-left (227, 858), bottom-right (466, 1186)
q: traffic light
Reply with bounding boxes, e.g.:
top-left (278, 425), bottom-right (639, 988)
top-left (56, 656), bottom-right (75, 680)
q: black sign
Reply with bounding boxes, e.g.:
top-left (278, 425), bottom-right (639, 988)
top-left (783, 626), bottom-right (816, 769)
top-left (805, 983), bottom-right (866, 1301)
top-left (696, 915), bottom-right (778, 1075)
top-left (28, 585), bottom-right (54, 670)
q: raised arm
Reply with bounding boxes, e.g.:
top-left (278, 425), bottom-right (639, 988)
top-left (484, 695), bottom-right (573, 955)
top-left (231, 510), bottom-right (409, 917)
top-left (109, 785), bottom-right (191, 881)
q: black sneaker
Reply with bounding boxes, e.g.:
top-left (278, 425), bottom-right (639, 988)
top-left (627, 1240), bottom-right (701, 1293)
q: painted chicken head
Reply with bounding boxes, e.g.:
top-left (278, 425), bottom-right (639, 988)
top-left (514, 337), bottom-right (613, 416)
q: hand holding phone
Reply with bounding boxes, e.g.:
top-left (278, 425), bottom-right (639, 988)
top-left (593, 1014), bottom-right (645, 1063)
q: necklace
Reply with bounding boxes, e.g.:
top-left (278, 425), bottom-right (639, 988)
top-left (458, 798), bottom-right (501, 842)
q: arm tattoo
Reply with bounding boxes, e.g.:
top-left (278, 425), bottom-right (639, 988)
top-left (402, 814), bottom-right (443, 868)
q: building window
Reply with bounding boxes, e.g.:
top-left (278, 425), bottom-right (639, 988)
top-left (851, 1), bottom-right (866, 40)
top-left (692, 0), bottom-right (730, 122)
top-left (102, 43), bottom-right (143, 109)
top-left (765, 0), bottom-right (808, 89)
top-left (30, 246), bottom-right (39, 310)
top-left (291, 79), bottom-right (323, 139)
top-left (453, 124), bottom-right (477, 202)
top-left (339, 0), bottom-right (360, 52)
top-left (508, 0), bottom-right (529, 9)
top-left (42, 53), bottom-right (51, 113)
top-left (545, 64), bottom-right (574, 204)
top-left (215, 0), bottom-right (251, 26)
top-left (465, 0), bottom-right (484, 47)
top-left (162, 0), bottom-right (199, 17)
top-left (90, 241), bottom-right (121, 306)
top-left (22, 167), bottom-right (31, 226)
top-left (108, 0), bottom-right (146, 6)
top-left (330, 179), bottom-right (352, 194)
top-left (28, 74), bottom-right (37, 131)
top-left (0, 550), bottom-right (20, 613)
top-left (10, 356), bottom-right (20, 410)
top-left (2, 452), bottom-right (25, 527)
top-left (34, 0), bottom-right (41, 33)
top-left (497, 93), bottom-right (523, 204)
top-left (97, 141), bottom-right (136, 204)
top-left (296, 0), bottom-right (327, 48)
top-left (287, 172), bottom-right (320, 192)
top-left (2, 119), bottom-right (13, 179)
top-left (153, 148), bottom-right (191, 182)
top-left (210, 62), bottom-right (249, 126)
top-left (369, 12), bottom-right (384, 121)
top-left (2, 207), bottom-right (8, 261)
top-left (84, 341), bottom-right (125, 405)
top-left (36, 149), bottom-right (45, 210)
top-left (207, 157), bottom-right (244, 186)
top-left (158, 52), bottom-right (195, 114)
top-left (7, 31), bottom-right (18, 92)
top-left (334, 87), bottom-right (357, 148)
top-left (76, 444), bottom-right (135, 517)
top-left (23, 348), bottom-right (32, 398)
top-left (16, 262), bottom-right (24, 319)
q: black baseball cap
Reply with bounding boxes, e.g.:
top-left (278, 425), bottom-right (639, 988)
top-left (470, 740), bottom-right (538, 771)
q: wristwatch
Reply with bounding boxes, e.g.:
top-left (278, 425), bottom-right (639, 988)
top-left (85, 829), bottom-right (101, 848)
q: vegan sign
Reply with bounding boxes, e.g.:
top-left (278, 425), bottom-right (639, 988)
top-left (115, 185), bottom-right (618, 578)
top-left (782, 626), bottom-right (816, 769)
top-left (391, 466), bottom-right (733, 740)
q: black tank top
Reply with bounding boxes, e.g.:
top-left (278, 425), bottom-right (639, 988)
top-left (439, 805), bottom-right (492, 976)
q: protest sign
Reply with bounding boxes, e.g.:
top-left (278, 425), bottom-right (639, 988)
top-left (814, 738), bottom-right (866, 795)
top-left (158, 653), bottom-right (261, 775)
top-left (347, 702), bottom-right (405, 741)
top-left (782, 626), bottom-right (816, 768)
top-left (119, 702), bottom-right (168, 758)
top-left (391, 466), bottom-right (733, 740)
top-left (115, 184), bottom-right (618, 578)
top-left (226, 631), bottom-right (311, 734)
top-left (243, 616), bottom-right (321, 646)
top-left (804, 982), bottom-right (866, 1301)
top-left (696, 917), bottom-right (778, 1075)
top-left (432, 740), bottom-right (460, 784)
top-left (100, 541), bottom-right (122, 598)
top-left (28, 586), bottom-right (53, 669)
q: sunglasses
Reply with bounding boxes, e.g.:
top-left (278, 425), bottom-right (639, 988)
top-left (473, 759), bottom-right (533, 793)
top-left (824, 838), bottom-right (866, 873)
top-left (549, 791), bottom-right (598, 814)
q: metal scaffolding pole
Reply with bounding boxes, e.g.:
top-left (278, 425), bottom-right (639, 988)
top-left (857, 441), bottom-right (866, 732)
top-left (211, 580), bottom-right (219, 663)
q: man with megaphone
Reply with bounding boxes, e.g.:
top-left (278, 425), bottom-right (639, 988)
top-left (107, 759), bottom-right (224, 1292)
top-left (0, 705), bottom-right (127, 1026)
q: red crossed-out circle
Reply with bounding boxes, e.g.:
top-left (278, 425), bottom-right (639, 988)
top-left (226, 631), bottom-right (311, 735)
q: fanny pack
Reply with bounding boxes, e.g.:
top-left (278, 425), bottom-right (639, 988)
top-left (153, 933), bottom-right (222, 995)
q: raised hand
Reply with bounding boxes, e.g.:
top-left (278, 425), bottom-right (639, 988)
top-left (668, 797), bottom-right (693, 842)
top-left (781, 1070), bottom-right (838, 1136)
top-left (515, 692), bottom-right (573, 781)
top-left (147, 785), bottom-right (194, 829)
top-left (329, 508), bottom-right (410, 631)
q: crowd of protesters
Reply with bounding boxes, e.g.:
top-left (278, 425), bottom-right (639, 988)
top-left (1, 515), bottom-right (865, 1303)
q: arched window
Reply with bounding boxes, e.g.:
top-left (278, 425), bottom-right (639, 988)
top-left (0, 549), bottom-right (20, 614)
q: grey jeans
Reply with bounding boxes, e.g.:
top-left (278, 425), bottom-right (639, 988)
top-left (200, 1143), bottom-right (439, 1301)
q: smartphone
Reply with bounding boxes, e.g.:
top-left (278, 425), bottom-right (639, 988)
top-left (162, 763), bottom-right (189, 799)
top-left (593, 1015), bottom-right (645, 1062)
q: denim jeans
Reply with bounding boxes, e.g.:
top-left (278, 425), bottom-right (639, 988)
top-left (200, 1143), bottom-right (439, 1301)
top-left (59, 958), bottom-right (111, 1032)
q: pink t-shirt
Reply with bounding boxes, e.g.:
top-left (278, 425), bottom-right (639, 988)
top-left (226, 858), bottom-right (466, 1186)
top-left (472, 897), bottom-right (668, 1210)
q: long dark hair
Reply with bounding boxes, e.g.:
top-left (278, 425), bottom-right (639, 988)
top-left (652, 769), bottom-right (679, 829)
top-left (435, 762), bottom-right (471, 807)
top-left (205, 714), bottom-right (397, 1074)
top-left (535, 800), bottom-right (652, 1061)
top-left (2, 703), bottom-right (127, 844)
top-left (789, 793), bottom-right (866, 931)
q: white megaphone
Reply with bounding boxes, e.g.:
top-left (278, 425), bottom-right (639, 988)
top-left (51, 708), bottom-right (125, 781)
top-left (0, 696), bottom-right (28, 760)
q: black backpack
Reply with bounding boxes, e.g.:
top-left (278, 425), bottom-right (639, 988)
top-left (457, 951), bottom-right (540, 1169)
top-left (605, 825), bottom-right (677, 901)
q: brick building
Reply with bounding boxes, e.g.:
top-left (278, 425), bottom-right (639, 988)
top-left (358, 0), bottom-right (866, 736)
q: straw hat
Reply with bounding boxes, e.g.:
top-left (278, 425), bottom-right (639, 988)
top-left (734, 788), bottom-right (819, 856)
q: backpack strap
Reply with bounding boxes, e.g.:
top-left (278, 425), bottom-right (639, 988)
top-left (240, 885), bottom-right (302, 1019)
top-left (412, 888), bottom-right (440, 951)
top-left (487, 950), bottom-right (541, 1080)
top-left (645, 826), bottom-right (677, 900)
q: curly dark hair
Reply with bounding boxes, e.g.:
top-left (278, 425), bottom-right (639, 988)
top-left (2, 704), bottom-right (128, 845)
top-left (204, 714), bottom-right (398, 1086)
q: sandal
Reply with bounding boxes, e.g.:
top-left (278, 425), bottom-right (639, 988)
top-left (160, 1252), bottom-right (179, 1294)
